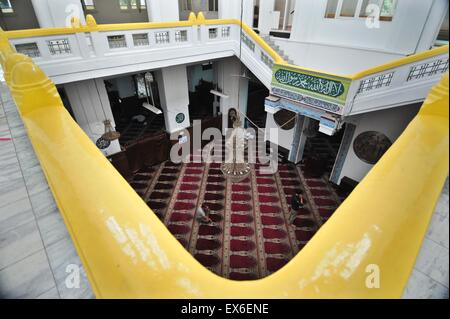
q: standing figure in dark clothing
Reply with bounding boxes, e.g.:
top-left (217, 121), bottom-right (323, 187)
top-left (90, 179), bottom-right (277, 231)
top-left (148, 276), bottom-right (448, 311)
top-left (289, 191), bottom-right (305, 224)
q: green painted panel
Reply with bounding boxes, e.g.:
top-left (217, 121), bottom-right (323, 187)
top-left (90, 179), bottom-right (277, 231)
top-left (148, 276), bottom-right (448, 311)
top-left (271, 64), bottom-right (352, 105)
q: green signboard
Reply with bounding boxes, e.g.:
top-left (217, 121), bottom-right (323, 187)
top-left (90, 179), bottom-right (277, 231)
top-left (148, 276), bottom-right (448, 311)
top-left (271, 64), bottom-right (352, 106)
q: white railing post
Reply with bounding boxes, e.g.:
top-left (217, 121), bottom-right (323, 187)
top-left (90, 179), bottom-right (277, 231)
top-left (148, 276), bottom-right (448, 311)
top-left (74, 32), bottom-right (92, 59)
top-left (89, 31), bottom-right (107, 57)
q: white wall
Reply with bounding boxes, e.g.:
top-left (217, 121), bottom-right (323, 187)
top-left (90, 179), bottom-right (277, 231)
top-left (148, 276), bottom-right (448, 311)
top-left (272, 37), bottom-right (403, 74)
top-left (31, 0), bottom-right (86, 28)
top-left (216, 57), bottom-right (249, 132)
top-left (64, 78), bottom-right (121, 156)
top-left (290, 0), bottom-right (446, 55)
top-left (155, 65), bottom-right (191, 133)
top-left (219, 0), bottom-right (254, 25)
top-left (338, 103), bottom-right (421, 184)
top-left (416, 0), bottom-right (449, 51)
top-left (146, 0), bottom-right (180, 22)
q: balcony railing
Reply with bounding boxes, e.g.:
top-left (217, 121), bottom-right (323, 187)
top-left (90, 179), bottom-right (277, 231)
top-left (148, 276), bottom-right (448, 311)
top-left (0, 14), bottom-right (448, 298)
top-left (3, 13), bottom-right (284, 87)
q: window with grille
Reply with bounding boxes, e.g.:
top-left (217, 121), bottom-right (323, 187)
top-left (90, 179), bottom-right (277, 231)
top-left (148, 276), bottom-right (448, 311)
top-left (175, 30), bottom-right (188, 42)
top-left (0, 0), bottom-right (13, 13)
top-left (357, 72), bottom-right (394, 93)
top-left (107, 35), bottom-right (127, 49)
top-left (119, 0), bottom-right (129, 10)
top-left (325, 0), bottom-right (397, 21)
top-left (155, 31), bottom-right (170, 44)
top-left (221, 27), bottom-right (231, 38)
top-left (407, 59), bottom-right (449, 81)
top-left (119, 0), bottom-right (146, 10)
top-left (47, 39), bottom-right (72, 55)
top-left (133, 33), bottom-right (149, 46)
top-left (15, 43), bottom-right (41, 58)
top-left (82, 0), bottom-right (95, 10)
top-left (209, 28), bottom-right (218, 39)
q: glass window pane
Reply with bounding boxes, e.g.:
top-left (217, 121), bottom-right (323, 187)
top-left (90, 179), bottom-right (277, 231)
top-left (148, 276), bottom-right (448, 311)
top-left (130, 0), bottom-right (137, 9)
top-left (340, 0), bottom-right (358, 17)
top-left (119, 0), bottom-right (129, 10)
top-left (47, 39), bottom-right (72, 55)
top-left (155, 31), bottom-right (170, 44)
top-left (140, 0), bottom-right (146, 9)
top-left (133, 33), bottom-right (149, 46)
top-left (380, 0), bottom-right (397, 20)
top-left (107, 35), bottom-right (127, 48)
top-left (0, 0), bottom-right (13, 13)
top-left (324, 0), bottom-right (338, 18)
top-left (208, 28), bottom-right (218, 39)
top-left (15, 43), bottom-right (41, 58)
top-left (359, 0), bottom-right (380, 17)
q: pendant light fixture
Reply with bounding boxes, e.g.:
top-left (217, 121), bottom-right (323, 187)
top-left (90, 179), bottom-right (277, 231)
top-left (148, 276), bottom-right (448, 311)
top-left (220, 0), bottom-right (251, 183)
top-left (101, 119), bottom-right (121, 141)
top-left (95, 80), bottom-right (121, 148)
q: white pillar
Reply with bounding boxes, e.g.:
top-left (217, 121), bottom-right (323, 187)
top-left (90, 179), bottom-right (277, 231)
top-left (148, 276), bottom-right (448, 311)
top-left (219, 0), bottom-right (254, 26)
top-left (146, 0), bottom-right (179, 22)
top-left (155, 65), bottom-right (190, 133)
top-left (217, 57), bottom-right (249, 133)
top-left (31, 0), bottom-right (85, 28)
top-left (64, 78), bottom-right (121, 156)
top-left (288, 115), bottom-right (308, 163)
top-left (258, 0), bottom-right (275, 35)
top-left (416, 0), bottom-right (449, 52)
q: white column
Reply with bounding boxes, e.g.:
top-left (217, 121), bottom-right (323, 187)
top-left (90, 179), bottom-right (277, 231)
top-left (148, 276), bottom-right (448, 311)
top-left (64, 78), bottom-right (121, 156)
top-left (31, 0), bottom-right (85, 28)
top-left (415, 0), bottom-right (449, 52)
top-left (288, 115), bottom-right (308, 163)
top-left (217, 57), bottom-right (249, 133)
top-left (258, 0), bottom-right (275, 35)
top-left (155, 65), bottom-right (190, 133)
top-left (219, 0), bottom-right (254, 26)
top-left (146, 0), bottom-right (180, 22)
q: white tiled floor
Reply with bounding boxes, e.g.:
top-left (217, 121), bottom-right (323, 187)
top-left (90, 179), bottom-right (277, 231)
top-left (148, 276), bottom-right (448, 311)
top-left (403, 178), bottom-right (449, 299)
top-left (0, 82), bottom-right (94, 299)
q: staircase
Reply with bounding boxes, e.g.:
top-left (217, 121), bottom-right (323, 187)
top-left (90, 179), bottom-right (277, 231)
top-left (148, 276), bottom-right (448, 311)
top-left (262, 35), bottom-right (295, 65)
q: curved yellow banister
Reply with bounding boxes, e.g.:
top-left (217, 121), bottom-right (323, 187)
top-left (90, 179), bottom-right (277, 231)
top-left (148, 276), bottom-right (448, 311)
top-left (1, 27), bottom-right (448, 298)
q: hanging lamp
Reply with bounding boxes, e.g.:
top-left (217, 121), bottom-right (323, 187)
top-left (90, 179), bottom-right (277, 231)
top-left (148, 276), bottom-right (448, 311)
top-left (220, 111), bottom-right (251, 183)
top-left (220, 0), bottom-right (252, 183)
top-left (101, 119), bottom-right (121, 141)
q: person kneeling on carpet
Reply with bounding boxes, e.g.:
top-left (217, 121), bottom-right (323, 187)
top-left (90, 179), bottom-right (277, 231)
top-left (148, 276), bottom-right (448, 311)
top-left (289, 191), bottom-right (305, 225)
top-left (196, 203), bottom-right (213, 224)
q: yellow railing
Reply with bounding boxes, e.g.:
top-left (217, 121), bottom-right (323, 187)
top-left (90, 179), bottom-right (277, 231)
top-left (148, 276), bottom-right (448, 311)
top-left (4, 12), bottom-right (448, 85)
top-left (3, 12), bottom-right (286, 66)
top-left (349, 45), bottom-right (449, 79)
top-left (1, 21), bottom-right (449, 297)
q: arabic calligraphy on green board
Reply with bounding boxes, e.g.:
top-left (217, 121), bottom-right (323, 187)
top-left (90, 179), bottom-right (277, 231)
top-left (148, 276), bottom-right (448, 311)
top-left (271, 65), bottom-right (352, 105)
